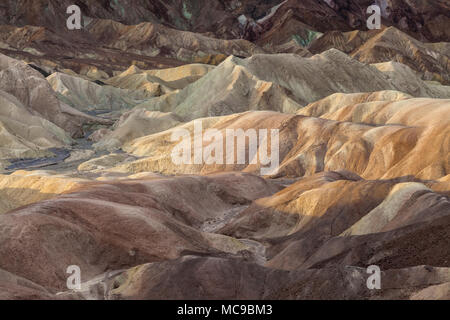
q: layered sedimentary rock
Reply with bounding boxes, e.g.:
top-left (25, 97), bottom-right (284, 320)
top-left (92, 49), bottom-right (450, 152)
top-left (0, 0), bottom-right (449, 302)
top-left (92, 93), bottom-right (449, 182)
top-left (86, 19), bottom-right (263, 63)
top-left (0, 0), bottom-right (281, 39)
top-left (2, 0), bottom-right (448, 42)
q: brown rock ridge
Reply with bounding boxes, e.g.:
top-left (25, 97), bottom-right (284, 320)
top-left (0, 18), bottom-right (262, 77)
top-left (0, 268), bottom-right (53, 300)
top-left (243, 0), bottom-right (450, 43)
top-left (309, 27), bottom-right (450, 84)
top-left (0, 0), bottom-right (281, 39)
top-left (2, 0), bottom-right (448, 42)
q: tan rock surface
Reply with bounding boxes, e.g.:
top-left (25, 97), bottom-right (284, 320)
top-left (0, 170), bottom-right (87, 214)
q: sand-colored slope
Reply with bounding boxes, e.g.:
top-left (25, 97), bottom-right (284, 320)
top-left (47, 72), bottom-right (148, 113)
top-left (296, 94), bottom-right (450, 180)
top-left (142, 63), bottom-right (215, 89)
top-left (97, 94), bottom-right (449, 181)
top-left (0, 170), bottom-right (87, 214)
top-left (297, 91), bottom-right (450, 127)
top-left (236, 49), bottom-right (450, 101)
top-left (130, 54), bottom-right (302, 120)
top-left (296, 90), bottom-right (412, 117)
top-left (104, 63), bottom-right (214, 97)
top-left (310, 27), bottom-right (450, 84)
top-left (104, 68), bottom-right (174, 98)
top-left (110, 49), bottom-right (449, 126)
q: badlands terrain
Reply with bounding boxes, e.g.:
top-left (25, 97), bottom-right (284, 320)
top-left (0, 1), bottom-right (449, 300)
